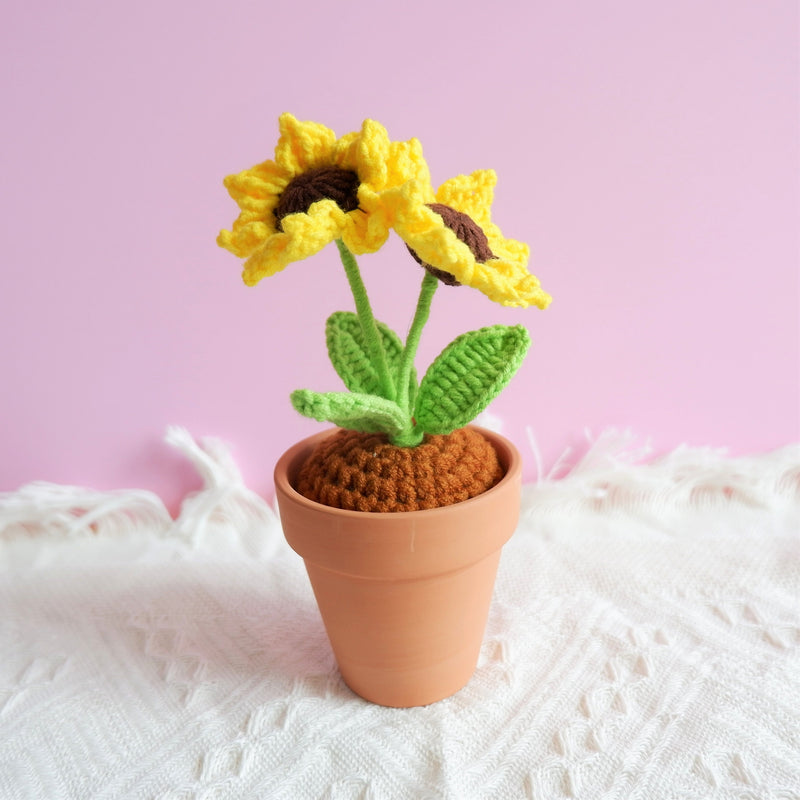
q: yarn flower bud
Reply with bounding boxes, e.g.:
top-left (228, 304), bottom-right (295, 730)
top-left (388, 170), bottom-right (551, 309)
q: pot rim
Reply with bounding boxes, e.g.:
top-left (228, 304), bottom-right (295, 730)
top-left (274, 424), bottom-right (523, 581)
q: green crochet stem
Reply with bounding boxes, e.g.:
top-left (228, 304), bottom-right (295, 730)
top-left (390, 271), bottom-right (439, 447)
top-left (335, 239), bottom-right (396, 402)
top-left (297, 242), bottom-right (530, 445)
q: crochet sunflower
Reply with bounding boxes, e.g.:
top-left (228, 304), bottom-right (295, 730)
top-left (217, 112), bottom-right (429, 285)
top-left (388, 170), bottom-right (551, 309)
top-left (218, 114), bottom-right (551, 447)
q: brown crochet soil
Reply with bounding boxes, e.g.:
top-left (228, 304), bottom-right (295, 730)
top-left (294, 427), bottom-right (504, 513)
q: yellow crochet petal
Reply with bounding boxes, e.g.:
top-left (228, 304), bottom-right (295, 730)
top-left (342, 203), bottom-right (390, 254)
top-left (489, 232), bottom-right (529, 264)
top-left (223, 160), bottom-right (290, 202)
top-left (331, 131), bottom-right (360, 170)
top-left (240, 200), bottom-right (347, 285)
top-left (348, 179), bottom-right (395, 252)
top-left (394, 204), bottom-right (477, 280)
top-left (436, 170), bottom-right (496, 227)
top-left (382, 179), bottom-right (436, 230)
top-left (217, 221), bottom-right (272, 259)
top-left (467, 257), bottom-right (552, 308)
top-left (247, 159), bottom-right (292, 183)
top-left (223, 193), bottom-right (278, 231)
top-left (240, 236), bottom-right (294, 285)
top-left (392, 196), bottom-right (464, 258)
top-left (269, 198), bottom-right (346, 250)
top-left (218, 161), bottom-right (287, 257)
top-left (423, 238), bottom-right (549, 309)
top-left (218, 188), bottom-right (280, 257)
top-left (344, 132), bottom-right (433, 254)
top-left (241, 193), bottom-right (278, 218)
top-left (346, 120), bottom-right (431, 195)
top-left (456, 241), bottom-right (550, 308)
top-left (388, 137), bottom-right (430, 189)
top-left (273, 113), bottom-right (338, 176)
top-left (353, 118), bottom-right (391, 188)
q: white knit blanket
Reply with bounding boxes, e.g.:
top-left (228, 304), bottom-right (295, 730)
top-left (1, 429), bottom-right (798, 800)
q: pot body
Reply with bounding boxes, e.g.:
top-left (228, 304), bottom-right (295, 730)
top-left (274, 426), bottom-right (522, 707)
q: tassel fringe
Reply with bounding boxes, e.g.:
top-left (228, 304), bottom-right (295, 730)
top-left (1, 427), bottom-right (797, 543)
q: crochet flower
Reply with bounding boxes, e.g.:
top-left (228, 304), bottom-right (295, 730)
top-left (388, 170), bottom-right (551, 309)
top-left (218, 113), bottom-right (429, 286)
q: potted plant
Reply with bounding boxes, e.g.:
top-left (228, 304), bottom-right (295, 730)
top-left (217, 113), bottom-right (551, 706)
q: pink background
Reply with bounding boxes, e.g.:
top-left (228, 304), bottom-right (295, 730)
top-left (2, 0), bottom-right (798, 510)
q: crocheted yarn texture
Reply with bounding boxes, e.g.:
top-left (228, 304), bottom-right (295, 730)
top-left (295, 427), bottom-right (503, 512)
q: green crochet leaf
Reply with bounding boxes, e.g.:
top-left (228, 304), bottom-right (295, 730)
top-left (414, 324), bottom-right (531, 435)
top-left (326, 311), bottom-right (417, 402)
top-left (290, 389), bottom-right (409, 436)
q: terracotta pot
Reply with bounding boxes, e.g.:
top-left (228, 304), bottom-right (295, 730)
top-left (273, 425), bottom-right (522, 707)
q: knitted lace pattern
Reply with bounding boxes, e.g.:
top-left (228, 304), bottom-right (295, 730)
top-left (295, 427), bottom-right (504, 512)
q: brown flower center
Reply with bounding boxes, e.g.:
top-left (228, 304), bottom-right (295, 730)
top-left (274, 166), bottom-right (360, 231)
top-left (407, 203), bottom-right (495, 285)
